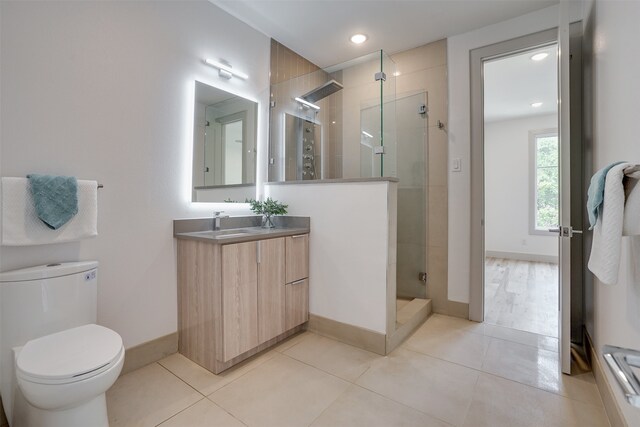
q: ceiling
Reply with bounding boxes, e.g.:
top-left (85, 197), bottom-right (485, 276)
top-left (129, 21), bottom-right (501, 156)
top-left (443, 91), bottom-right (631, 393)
top-left (484, 44), bottom-right (558, 122)
top-left (211, 0), bottom-right (558, 68)
top-left (211, 0), bottom-right (560, 122)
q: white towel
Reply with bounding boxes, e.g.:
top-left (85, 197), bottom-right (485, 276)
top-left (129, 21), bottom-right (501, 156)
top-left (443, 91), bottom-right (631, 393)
top-left (1, 177), bottom-right (98, 246)
top-left (588, 163), bottom-right (640, 284)
top-left (623, 165), bottom-right (640, 236)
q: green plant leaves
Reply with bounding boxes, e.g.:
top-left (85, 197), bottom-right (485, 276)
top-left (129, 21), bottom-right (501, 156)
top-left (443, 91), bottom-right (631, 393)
top-left (247, 197), bottom-right (288, 216)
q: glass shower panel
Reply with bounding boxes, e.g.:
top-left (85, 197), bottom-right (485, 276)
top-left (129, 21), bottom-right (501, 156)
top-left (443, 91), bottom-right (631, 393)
top-left (358, 51), bottom-right (397, 177)
top-left (359, 104), bottom-right (379, 178)
top-left (381, 51), bottom-right (397, 177)
top-left (396, 92), bottom-right (428, 300)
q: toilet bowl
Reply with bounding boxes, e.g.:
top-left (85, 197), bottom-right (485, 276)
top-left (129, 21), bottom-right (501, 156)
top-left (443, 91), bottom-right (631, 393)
top-left (0, 261), bottom-right (124, 426)
top-left (14, 324), bottom-right (124, 427)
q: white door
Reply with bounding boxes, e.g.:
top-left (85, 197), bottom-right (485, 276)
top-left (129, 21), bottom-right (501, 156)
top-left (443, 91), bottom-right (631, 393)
top-left (557, 2), bottom-right (574, 375)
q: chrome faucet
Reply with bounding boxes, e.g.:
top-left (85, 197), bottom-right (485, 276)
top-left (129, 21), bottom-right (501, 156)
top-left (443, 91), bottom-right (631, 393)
top-left (213, 211), bottom-right (229, 231)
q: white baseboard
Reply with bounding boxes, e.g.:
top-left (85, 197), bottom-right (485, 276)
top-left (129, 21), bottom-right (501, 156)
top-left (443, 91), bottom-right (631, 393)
top-left (485, 250), bottom-right (558, 264)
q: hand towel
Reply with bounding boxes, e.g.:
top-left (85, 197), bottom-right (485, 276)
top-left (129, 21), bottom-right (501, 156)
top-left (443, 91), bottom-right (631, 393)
top-left (586, 161), bottom-right (624, 229)
top-left (27, 174), bottom-right (78, 229)
top-left (589, 163), bottom-right (631, 284)
top-left (1, 177), bottom-right (98, 246)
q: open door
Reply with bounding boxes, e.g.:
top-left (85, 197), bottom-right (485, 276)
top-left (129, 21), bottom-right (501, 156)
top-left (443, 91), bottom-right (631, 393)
top-left (556, 3), bottom-right (585, 375)
top-left (471, 17), bottom-right (585, 376)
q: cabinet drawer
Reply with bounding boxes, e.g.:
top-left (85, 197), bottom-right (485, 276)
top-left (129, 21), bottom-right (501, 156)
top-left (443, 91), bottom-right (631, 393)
top-left (285, 234), bottom-right (309, 283)
top-left (285, 278), bottom-right (309, 330)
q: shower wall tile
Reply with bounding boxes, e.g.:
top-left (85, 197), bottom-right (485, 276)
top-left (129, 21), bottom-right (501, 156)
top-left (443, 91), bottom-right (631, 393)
top-left (428, 126), bottom-right (447, 187)
top-left (395, 65), bottom-right (448, 127)
top-left (428, 186), bottom-right (448, 248)
top-left (427, 245), bottom-right (448, 312)
top-left (390, 39), bottom-right (447, 76)
top-left (391, 39), bottom-right (456, 315)
top-left (270, 39), bottom-right (343, 180)
top-left (270, 39), bottom-right (320, 85)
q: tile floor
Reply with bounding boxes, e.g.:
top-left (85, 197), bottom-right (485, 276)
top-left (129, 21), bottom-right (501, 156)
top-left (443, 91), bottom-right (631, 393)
top-left (106, 314), bottom-right (609, 427)
top-left (485, 257), bottom-right (559, 338)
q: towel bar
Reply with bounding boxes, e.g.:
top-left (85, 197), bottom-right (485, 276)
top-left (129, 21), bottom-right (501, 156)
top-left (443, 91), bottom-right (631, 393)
top-left (603, 345), bottom-right (640, 408)
top-left (97, 184), bottom-right (104, 189)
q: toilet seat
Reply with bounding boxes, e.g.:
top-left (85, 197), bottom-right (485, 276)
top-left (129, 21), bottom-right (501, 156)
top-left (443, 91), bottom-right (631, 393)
top-left (16, 324), bottom-right (123, 385)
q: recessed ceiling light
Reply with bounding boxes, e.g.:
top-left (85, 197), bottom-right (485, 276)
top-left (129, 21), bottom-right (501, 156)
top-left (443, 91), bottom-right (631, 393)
top-left (531, 102), bottom-right (543, 108)
top-left (350, 34), bottom-right (368, 44)
top-left (531, 52), bottom-right (549, 61)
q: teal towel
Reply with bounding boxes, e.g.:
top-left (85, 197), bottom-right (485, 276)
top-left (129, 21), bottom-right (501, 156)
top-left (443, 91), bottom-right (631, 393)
top-left (587, 161), bottom-right (624, 230)
top-left (27, 174), bottom-right (79, 230)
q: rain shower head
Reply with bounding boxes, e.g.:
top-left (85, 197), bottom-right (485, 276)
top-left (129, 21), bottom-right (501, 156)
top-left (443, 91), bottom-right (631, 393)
top-left (300, 79), bottom-right (344, 103)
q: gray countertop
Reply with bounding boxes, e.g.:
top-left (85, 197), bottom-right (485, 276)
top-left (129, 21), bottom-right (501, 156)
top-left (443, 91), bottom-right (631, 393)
top-left (175, 226), bottom-right (309, 244)
top-left (173, 216), bottom-right (310, 244)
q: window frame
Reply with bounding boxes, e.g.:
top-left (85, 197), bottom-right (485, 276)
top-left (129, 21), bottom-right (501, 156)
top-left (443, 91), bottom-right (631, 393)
top-left (529, 128), bottom-right (559, 236)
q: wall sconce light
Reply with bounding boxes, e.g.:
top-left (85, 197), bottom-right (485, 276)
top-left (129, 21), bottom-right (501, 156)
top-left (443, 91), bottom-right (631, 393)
top-left (204, 59), bottom-right (249, 80)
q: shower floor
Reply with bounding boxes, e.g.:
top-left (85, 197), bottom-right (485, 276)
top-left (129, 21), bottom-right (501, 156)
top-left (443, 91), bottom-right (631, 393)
top-left (396, 298), bottom-right (429, 326)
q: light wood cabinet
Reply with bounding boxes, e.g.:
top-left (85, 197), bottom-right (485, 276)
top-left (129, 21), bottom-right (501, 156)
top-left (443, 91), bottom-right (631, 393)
top-left (177, 232), bottom-right (308, 373)
top-left (257, 238), bottom-right (286, 344)
top-left (285, 278), bottom-right (309, 329)
top-left (285, 234), bottom-right (309, 329)
top-left (221, 241), bottom-right (259, 361)
top-left (285, 234), bottom-right (309, 283)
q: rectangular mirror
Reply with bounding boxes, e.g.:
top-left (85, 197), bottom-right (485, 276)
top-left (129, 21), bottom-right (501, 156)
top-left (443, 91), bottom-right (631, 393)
top-left (192, 81), bottom-right (257, 202)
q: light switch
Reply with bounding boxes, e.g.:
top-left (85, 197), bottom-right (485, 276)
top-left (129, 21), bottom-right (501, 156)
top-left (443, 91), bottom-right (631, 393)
top-left (452, 158), bottom-right (462, 172)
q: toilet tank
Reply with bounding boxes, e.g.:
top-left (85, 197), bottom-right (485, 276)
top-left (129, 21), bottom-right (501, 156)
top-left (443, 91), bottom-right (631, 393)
top-left (0, 261), bottom-right (98, 424)
top-left (0, 261), bottom-right (99, 345)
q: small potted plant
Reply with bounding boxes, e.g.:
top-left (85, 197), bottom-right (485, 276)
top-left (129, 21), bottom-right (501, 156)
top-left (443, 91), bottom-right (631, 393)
top-left (248, 197), bottom-right (288, 228)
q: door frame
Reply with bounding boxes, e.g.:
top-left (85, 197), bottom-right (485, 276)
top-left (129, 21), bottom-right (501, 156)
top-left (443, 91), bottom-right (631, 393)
top-left (469, 27), bottom-right (559, 323)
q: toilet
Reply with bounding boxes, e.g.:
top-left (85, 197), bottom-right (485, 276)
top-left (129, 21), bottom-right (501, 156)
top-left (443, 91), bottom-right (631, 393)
top-left (0, 262), bottom-right (124, 427)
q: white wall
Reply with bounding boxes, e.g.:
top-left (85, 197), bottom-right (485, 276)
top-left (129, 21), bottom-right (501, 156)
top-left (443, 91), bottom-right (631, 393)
top-left (446, 3), bottom-right (584, 303)
top-left (585, 0), bottom-right (640, 424)
top-left (0, 1), bottom-right (270, 348)
top-left (485, 114), bottom-right (558, 259)
top-left (265, 181), bottom-right (394, 334)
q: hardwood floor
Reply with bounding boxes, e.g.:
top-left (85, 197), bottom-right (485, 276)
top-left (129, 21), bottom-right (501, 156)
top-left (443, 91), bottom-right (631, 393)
top-left (484, 257), bottom-right (559, 338)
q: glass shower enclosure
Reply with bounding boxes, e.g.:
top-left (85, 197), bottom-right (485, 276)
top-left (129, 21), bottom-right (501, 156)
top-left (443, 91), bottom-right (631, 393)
top-left (268, 50), bottom-right (428, 319)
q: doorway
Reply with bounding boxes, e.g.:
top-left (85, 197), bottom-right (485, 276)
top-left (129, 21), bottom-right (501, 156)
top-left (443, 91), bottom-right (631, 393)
top-left (469, 23), bottom-right (585, 374)
top-left (482, 45), bottom-right (559, 338)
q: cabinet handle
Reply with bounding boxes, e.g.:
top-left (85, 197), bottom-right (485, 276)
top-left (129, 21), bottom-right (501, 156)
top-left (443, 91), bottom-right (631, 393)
top-left (291, 235), bottom-right (306, 239)
top-left (290, 278), bottom-right (306, 285)
top-left (257, 241), bottom-right (261, 264)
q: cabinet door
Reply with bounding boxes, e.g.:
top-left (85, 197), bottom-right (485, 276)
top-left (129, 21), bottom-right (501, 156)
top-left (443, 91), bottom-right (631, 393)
top-left (258, 238), bottom-right (286, 344)
top-left (285, 278), bottom-right (309, 330)
top-left (285, 234), bottom-right (309, 283)
top-left (221, 241), bottom-right (258, 362)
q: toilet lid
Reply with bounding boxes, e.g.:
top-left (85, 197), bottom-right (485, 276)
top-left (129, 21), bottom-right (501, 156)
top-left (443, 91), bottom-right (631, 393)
top-left (17, 324), bottom-right (123, 383)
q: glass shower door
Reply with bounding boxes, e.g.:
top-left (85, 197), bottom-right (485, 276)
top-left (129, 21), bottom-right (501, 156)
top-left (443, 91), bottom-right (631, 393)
top-left (396, 92), bottom-right (428, 299)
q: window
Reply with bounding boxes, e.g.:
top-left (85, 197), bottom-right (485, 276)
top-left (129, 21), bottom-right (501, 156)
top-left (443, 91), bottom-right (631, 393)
top-left (530, 129), bottom-right (559, 234)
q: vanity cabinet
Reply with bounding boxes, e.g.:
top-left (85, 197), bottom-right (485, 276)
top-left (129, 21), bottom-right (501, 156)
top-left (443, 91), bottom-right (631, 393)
top-left (284, 234), bottom-right (309, 329)
top-left (220, 240), bottom-right (259, 361)
top-left (177, 232), bottom-right (309, 374)
top-left (256, 238), bottom-right (286, 345)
